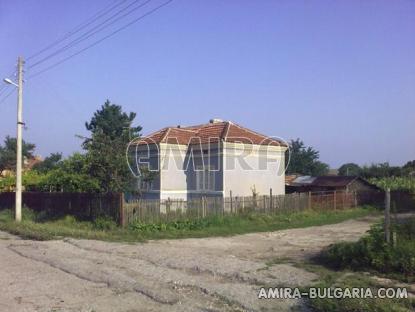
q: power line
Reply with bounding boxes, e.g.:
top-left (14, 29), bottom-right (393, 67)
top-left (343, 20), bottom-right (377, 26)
top-left (0, 88), bottom-right (16, 105)
top-left (29, 0), bottom-right (152, 69)
top-left (28, 0), bottom-right (173, 79)
top-left (26, 0), bottom-right (129, 62)
top-left (0, 70), bottom-right (17, 96)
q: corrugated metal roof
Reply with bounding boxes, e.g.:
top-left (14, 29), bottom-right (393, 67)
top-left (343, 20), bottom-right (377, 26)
top-left (292, 176), bottom-right (317, 185)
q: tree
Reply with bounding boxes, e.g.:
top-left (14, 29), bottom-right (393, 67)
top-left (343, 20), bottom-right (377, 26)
top-left (286, 139), bottom-right (329, 176)
top-left (403, 160), bottom-right (415, 176)
top-left (33, 152), bottom-right (62, 173)
top-left (0, 135), bottom-right (36, 172)
top-left (83, 100), bottom-right (142, 192)
top-left (361, 162), bottom-right (403, 178)
top-left (338, 163), bottom-right (362, 176)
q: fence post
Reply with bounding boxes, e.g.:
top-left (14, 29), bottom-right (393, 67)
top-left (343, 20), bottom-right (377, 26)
top-left (384, 188), bottom-right (391, 244)
top-left (308, 191), bottom-right (311, 210)
top-left (230, 190), bottom-right (233, 214)
top-left (333, 191), bottom-right (337, 211)
top-left (119, 193), bottom-right (125, 227)
top-left (269, 188), bottom-right (273, 212)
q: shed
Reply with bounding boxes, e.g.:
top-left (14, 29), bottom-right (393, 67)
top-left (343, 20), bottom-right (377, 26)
top-left (286, 176), bottom-right (381, 193)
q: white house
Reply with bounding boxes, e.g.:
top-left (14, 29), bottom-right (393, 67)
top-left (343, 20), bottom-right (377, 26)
top-left (131, 119), bottom-right (287, 200)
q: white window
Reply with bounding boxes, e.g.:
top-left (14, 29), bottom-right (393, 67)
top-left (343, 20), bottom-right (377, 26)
top-left (196, 166), bottom-right (215, 191)
top-left (140, 179), bottom-right (153, 191)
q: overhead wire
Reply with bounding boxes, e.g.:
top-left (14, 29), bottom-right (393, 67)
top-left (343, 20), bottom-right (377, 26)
top-left (28, 0), bottom-right (173, 79)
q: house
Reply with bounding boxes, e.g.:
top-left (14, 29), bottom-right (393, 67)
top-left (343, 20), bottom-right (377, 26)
top-left (285, 175), bottom-right (381, 193)
top-left (131, 119), bottom-right (288, 200)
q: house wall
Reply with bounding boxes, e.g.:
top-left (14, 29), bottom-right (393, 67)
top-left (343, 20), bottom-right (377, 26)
top-left (223, 142), bottom-right (286, 197)
top-left (138, 142), bottom-right (287, 200)
top-left (134, 144), bottom-right (161, 200)
top-left (158, 143), bottom-right (223, 200)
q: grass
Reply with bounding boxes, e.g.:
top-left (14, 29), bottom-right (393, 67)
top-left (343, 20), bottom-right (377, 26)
top-left (317, 217), bottom-right (415, 283)
top-left (306, 269), bottom-right (414, 312)
top-left (0, 206), bottom-right (377, 242)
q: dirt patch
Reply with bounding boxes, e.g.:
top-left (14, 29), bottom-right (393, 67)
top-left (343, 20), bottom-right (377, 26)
top-left (0, 215), bottom-right (381, 311)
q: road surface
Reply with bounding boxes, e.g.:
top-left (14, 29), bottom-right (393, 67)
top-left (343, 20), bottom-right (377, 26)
top-left (0, 215), bottom-right (380, 312)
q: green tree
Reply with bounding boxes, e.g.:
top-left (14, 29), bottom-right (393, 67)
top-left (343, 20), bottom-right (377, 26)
top-left (361, 162), bottom-right (402, 178)
top-left (33, 152), bottom-right (62, 173)
top-left (286, 139), bottom-right (329, 176)
top-left (403, 160), bottom-right (415, 176)
top-left (338, 163), bottom-right (362, 176)
top-left (83, 100), bottom-right (142, 192)
top-left (0, 135), bottom-right (36, 172)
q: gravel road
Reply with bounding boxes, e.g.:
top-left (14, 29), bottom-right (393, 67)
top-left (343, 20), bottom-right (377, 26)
top-left (0, 215), bottom-right (381, 312)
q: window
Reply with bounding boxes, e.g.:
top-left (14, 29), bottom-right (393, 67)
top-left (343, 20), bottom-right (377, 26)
top-left (139, 179), bottom-right (153, 191)
top-left (196, 166), bottom-right (215, 191)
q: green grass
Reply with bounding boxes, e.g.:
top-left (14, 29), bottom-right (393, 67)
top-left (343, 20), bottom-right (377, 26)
top-left (317, 217), bottom-right (415, 283)
top-left (0, 206), bottom-right (377, 242)
top-left (306, 270), bottom-right (414, 312)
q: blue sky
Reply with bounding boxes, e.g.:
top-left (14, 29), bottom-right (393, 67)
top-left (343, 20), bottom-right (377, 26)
top-left (0, 0), bottom-right (414, 168)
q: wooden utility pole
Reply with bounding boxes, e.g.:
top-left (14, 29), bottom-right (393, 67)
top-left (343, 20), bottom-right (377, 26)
top-left (384, 188), bottom-right (391, 244)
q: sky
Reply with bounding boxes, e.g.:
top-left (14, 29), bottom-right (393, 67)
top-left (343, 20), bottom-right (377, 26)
top-left (0, 0), bottom-right (414, 168)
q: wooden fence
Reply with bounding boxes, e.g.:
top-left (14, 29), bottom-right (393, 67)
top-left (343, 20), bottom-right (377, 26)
top-left (0, 192), bottom-right (122, 222)
top-left (121, 190), bottom-right (383, 226)
top-left (0, 190), bottom-right (393, 226)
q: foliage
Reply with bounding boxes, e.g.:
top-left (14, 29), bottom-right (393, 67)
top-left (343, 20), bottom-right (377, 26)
top-left (369, 177), bottom-right (415, 193)
top-left (403, 160), bottom-right (415, 176)
top-left (361, 162), bottom-right (404, 179)
top-left (319, 218), bottom-right (415, 281)
top-left (0, 207), bottom-right (374, 242)
top-left (0, 135), bottom-right (36, 172)
top-left (338, 163), bottom-right (362, 176)
top-left (35, 169), bottom-right (101, 193)
top-left (82, 100), bottom-right (142, 193)
top-left (0, 153), bottom-right (101, 193)
top-left (307, 272), bottom-right (414, 312)
top-left (32, 152), bottom-right (62, 173)
top-left (286, 139), bottom-right (329, 176)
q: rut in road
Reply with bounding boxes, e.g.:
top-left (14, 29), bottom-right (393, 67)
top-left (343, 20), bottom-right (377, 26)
top-left (7, 239), bottom-right (315, 312)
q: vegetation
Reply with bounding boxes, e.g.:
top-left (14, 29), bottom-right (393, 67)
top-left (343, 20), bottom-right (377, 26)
top-left (305, 267), bottom-right (414, 312)
top-left (0, 100), bottom-right (142, 193)
top-left (318, 217), bottom-right (415, 282)
top-left (286, 139), bottom-right (329, 176)
top-left (83, 100), bottom-right (142, 193)
top-left (0, 136), bottom-right (36, 172)
top-left (0, 207), bottom-right (374, 241)
top-left (369, 177), bottom-right (415, 193)
top-left (338, 161), bottom-right (415, 179)
top-left (0, 153), bottom-right (101, 192)
top-left (338, 162), bottom-right (362, 176)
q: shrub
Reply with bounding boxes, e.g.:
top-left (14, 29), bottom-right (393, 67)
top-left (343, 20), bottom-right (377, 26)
top-left (319, 218), bottom-right (415, 280)
top-left (93, 216), bottom-right (117, 231)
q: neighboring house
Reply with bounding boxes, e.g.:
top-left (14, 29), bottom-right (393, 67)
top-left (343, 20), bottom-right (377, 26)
top-left (132, 119), bottom-right (288, 200)
top-left (285, 175), bottom-right (381, 193)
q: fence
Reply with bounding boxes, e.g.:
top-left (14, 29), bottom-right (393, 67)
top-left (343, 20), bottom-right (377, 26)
top-left (121, 190), bottom-right (384, 226)
top-left (0, 192), bottom-right (122, 222)
top-left (0, 190), bottom-right (403, 227)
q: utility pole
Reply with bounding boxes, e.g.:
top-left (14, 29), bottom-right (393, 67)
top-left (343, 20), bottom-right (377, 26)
top-left (15, 56), bottom-right (24, 222)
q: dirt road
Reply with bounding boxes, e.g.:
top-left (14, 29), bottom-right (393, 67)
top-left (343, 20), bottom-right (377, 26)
top-left (0, 215), bottom-right (380, 312)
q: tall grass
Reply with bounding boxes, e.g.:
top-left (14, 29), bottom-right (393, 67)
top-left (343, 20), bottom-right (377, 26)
top-left (0, 206), bottom-right (376, 241)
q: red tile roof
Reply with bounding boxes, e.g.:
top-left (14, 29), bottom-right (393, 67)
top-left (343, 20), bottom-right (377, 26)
top-left (135, 121), bottom-right (287, 147)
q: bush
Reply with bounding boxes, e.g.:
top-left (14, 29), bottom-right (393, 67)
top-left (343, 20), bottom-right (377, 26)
top-left (319, 218), bottom-right (415, 280)
top-left (93, 216), bottom-right (117, 231)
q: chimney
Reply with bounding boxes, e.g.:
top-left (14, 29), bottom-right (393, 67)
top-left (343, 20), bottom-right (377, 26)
top-left (209, 118), bottom-right (223, 124)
